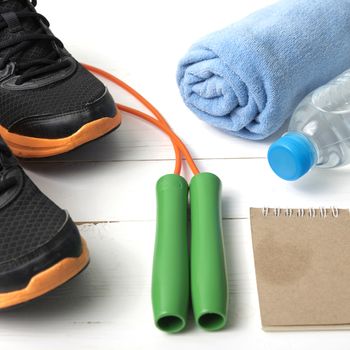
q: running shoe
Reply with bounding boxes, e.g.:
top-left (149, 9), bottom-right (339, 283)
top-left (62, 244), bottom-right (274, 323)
top-left (0, 0), bottom-right (120, 158)
top-left (0, 137), bottom-right (89, 309)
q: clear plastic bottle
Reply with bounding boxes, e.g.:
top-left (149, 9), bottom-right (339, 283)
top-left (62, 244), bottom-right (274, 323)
top-left (268, 69), bottom-right (350, 181)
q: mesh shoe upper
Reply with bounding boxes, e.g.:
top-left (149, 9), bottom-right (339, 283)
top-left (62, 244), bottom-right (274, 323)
top-left (0, 174), bottom-right (66, 266)
top-left (0, 0), bottom-right (109, 133)
top-left (0, 138), bottom-right (67, 272)
top-left (0, 64), bottom-right (106, 129)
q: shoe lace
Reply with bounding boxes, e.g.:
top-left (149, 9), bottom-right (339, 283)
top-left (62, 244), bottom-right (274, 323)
top-left (0, 140), bottom-right (17, 194)
top-left (0, 0), bottom-right (71, 85)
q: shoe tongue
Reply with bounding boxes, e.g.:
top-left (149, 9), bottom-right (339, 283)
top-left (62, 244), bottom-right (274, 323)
top-left (0, 0), bottom-right (54, 66)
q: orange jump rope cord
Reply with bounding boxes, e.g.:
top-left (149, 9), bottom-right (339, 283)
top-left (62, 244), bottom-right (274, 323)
top-left (118, 104), bottom-right (200, 176)
top-left (84, 64), bottom-right (200, 176)
top-left (84, 64), bottom-right (182, 174)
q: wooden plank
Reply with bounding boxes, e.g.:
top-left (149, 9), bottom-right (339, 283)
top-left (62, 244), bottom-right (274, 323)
top-left (24, 98), bottom-right (278, 163)
top-left (1, 220), bottom-right (348, 349)
top-left (0, 219), bottom-right (261, 349)
top-left (23, 158), bottom-right (350, 222)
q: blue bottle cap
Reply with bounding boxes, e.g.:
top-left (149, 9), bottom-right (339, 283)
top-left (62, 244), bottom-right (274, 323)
top-left (268, 132), bottom-right (316, 181)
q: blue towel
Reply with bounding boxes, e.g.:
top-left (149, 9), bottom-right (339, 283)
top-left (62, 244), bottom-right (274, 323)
top-left (177, 0), bottom-right (350, 140)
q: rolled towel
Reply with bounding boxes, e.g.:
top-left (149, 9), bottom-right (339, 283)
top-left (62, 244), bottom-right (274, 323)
top-left (177, 0), bottom-right (350, 140)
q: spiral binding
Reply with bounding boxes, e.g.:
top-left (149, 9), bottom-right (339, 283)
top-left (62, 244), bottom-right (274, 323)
top-left (261, 207), bottom-right (344, 218)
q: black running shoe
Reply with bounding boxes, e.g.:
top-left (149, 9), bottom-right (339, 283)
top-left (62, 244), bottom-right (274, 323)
top-left (0, 0), bottom-right (120, 158)
top-left (0, 137), bottom-right (89, 309)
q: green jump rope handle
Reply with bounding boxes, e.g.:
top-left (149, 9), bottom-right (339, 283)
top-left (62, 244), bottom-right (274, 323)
top-left (190, 172), bottom-right (228, 331)
top-left (152, 174), bottom-right (189, 333)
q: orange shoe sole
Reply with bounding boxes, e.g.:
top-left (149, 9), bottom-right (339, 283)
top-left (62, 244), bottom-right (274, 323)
top-left (0, 111), bottom-right (121, 158)
top-left (0, 238), bottom-right (89, 310)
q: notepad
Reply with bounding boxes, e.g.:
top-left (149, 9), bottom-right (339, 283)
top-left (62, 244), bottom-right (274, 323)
top-left (250, 208), bottom-right (350, 331)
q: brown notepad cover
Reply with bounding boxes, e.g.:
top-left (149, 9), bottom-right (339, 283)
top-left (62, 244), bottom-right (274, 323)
top-left (250, 208), bottom-right (350, 331)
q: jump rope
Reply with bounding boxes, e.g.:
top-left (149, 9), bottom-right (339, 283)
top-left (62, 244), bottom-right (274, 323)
top-left (85, 64), bottom-right (228, 333)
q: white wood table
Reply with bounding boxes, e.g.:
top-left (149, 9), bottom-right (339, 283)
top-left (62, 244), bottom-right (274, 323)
top-left (2, 1), bottom-right (350, 349)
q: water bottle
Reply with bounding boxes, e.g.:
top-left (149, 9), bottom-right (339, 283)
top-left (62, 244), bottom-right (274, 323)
top-left (268, 69), bottom-right (350, 181)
